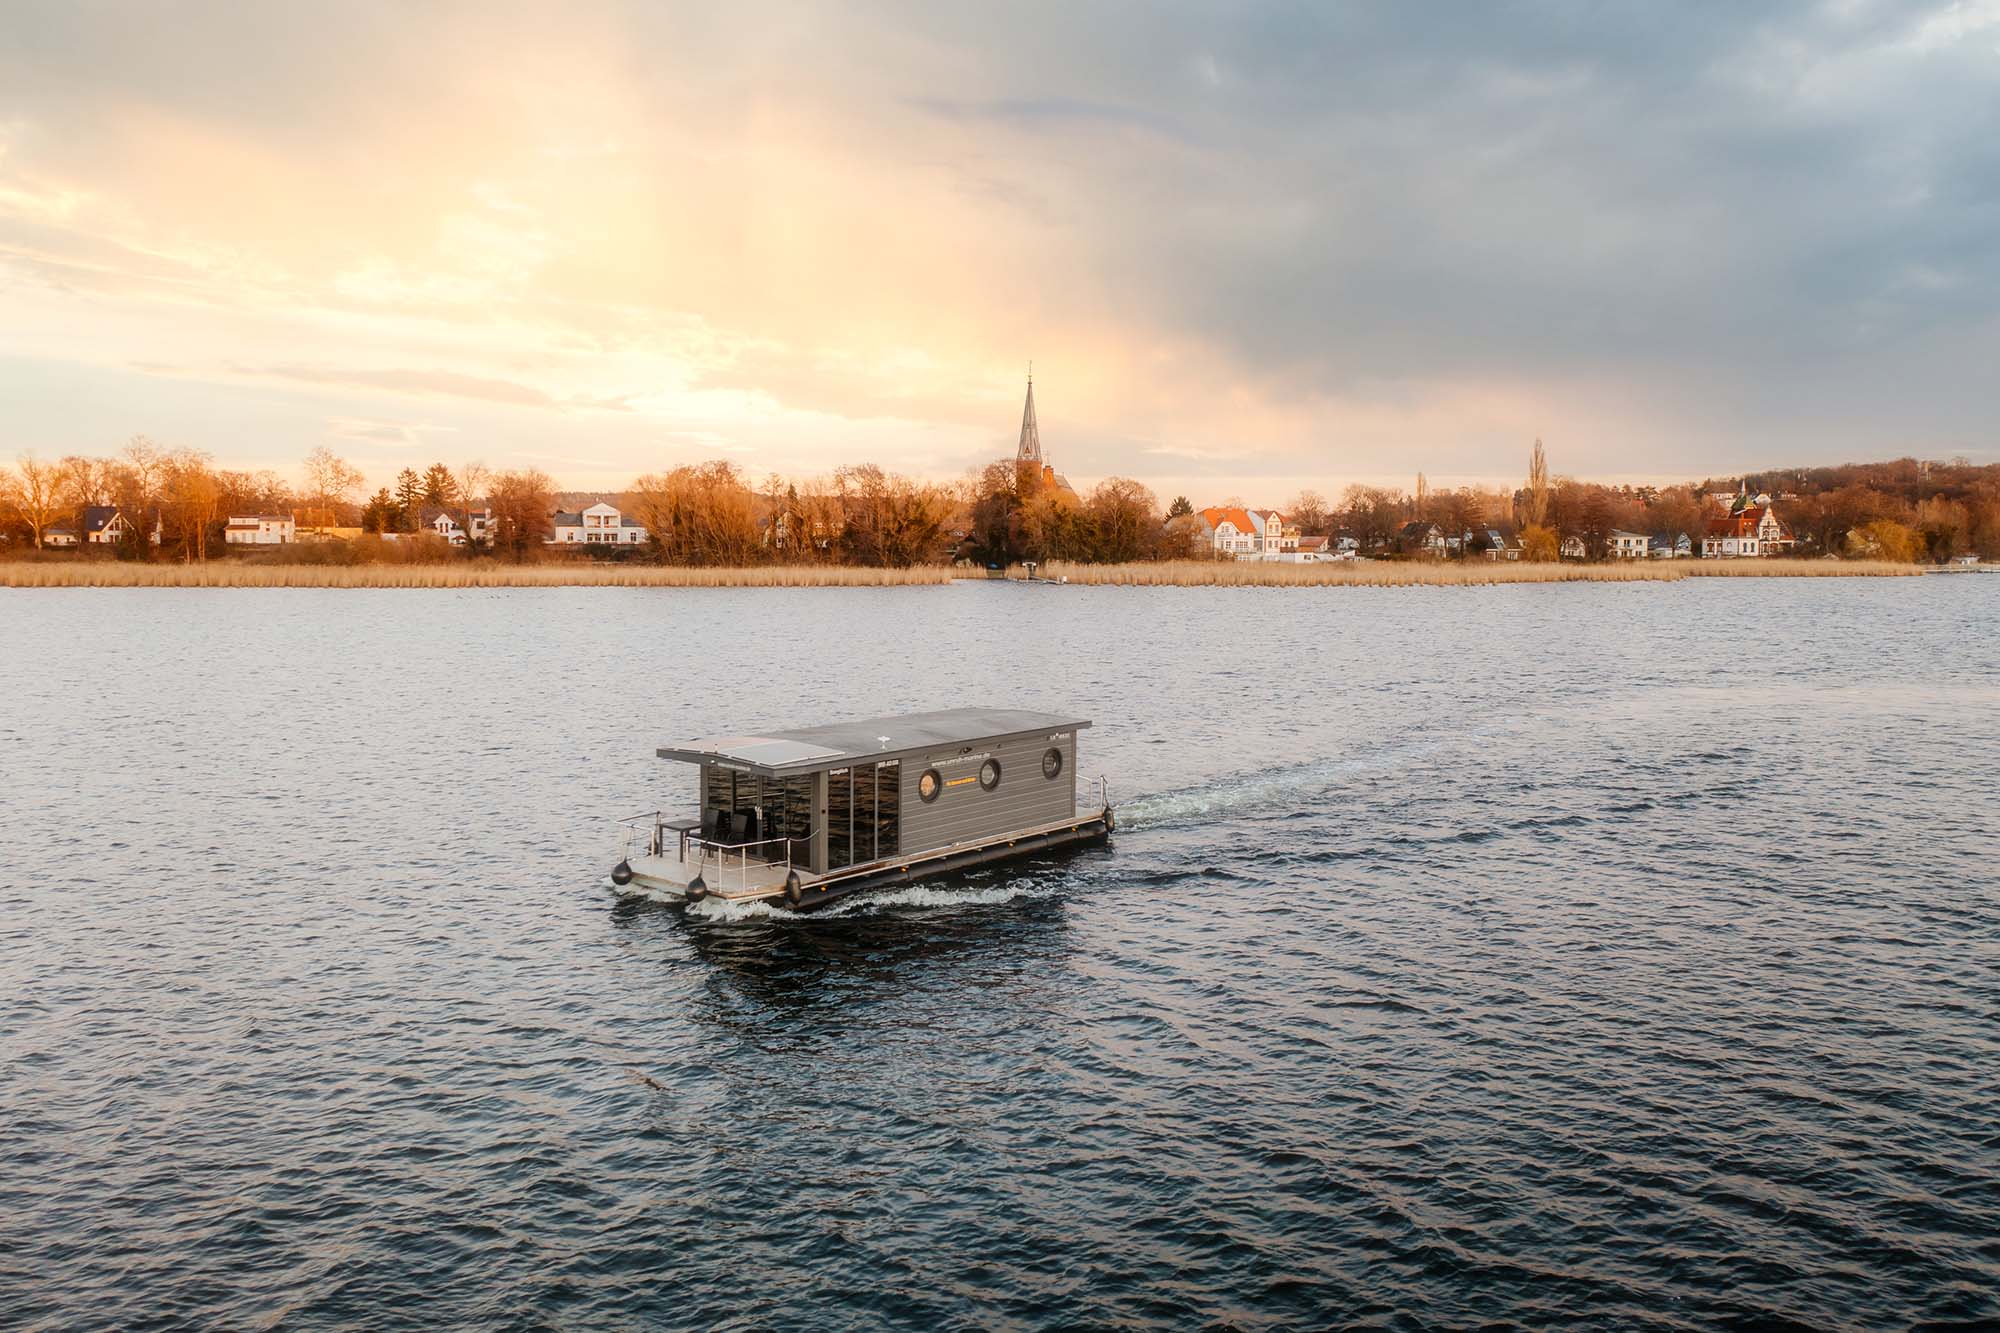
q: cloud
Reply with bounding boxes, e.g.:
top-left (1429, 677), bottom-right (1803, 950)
top-left (3, 0), bottom-right (1999, 490)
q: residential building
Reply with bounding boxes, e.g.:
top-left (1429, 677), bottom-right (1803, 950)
top-left (1248, 509), bottom-right (1295, 557)
top-left (1195, 506), bottom-right (1260, 556)
top-left (1482, 528), bottom-right (1523, 561)
top-left (1702, 504), bottom-right (1792, 558)
top-left (1561, 534), bottom-right (1588, 560)
top-left (225, 514), bottom-right (295, 545)
top-left (1398, 520), bottom-right (1446, 556)
top-left (421, 505), bottom-right (496, 546)
top-left (551, 501), bottom-right (649, 546)
top-left (1649, 530), bottom-right (1693, 559)
top-left (1607, 529), bottom-right (1650, 559)
top-left (46, 505), bottom-right (133, 547)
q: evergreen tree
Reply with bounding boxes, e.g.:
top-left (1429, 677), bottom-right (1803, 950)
top-left (1167, 495), bottom-right (1194, 519)
top-left (422, 462), bottom-right (455, 507)
top-left (394, 468), bottom-right (423, 531)
top-left (360, 488), bottom-right (396, 534)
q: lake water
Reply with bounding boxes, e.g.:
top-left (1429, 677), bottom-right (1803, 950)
top-left (2, 578), bottom-right (1996, 1329)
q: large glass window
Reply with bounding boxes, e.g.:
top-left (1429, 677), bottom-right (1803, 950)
top-left (876, 761), bottom-right (899, 859)
top-left (826, 762), bottom-right (898, 869)
top-left (827, 768), bottom-right (853, 869)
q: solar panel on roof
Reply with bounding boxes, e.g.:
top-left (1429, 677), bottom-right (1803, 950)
top-left (677, 735), bottom-right (845, 766)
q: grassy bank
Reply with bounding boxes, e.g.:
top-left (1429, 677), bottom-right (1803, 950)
top-left (1024, 558), bottom-right (1926, 586)
top-left (0, 561), bottom-right (955, 588)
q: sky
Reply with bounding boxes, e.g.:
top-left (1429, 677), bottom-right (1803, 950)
top-left (3, 1), bottom-right (1998, 503)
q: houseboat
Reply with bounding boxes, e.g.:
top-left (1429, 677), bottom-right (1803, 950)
top-left (611, 707), bottom-right (1112, 911)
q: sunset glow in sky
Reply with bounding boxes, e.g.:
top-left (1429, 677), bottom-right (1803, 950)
top-left (4, 1), bottom-right (1999, 499)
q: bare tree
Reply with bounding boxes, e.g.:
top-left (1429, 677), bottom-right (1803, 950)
top-left (1287, 489), bottom-right (1330, 535)
top-left (1526, 438), bottom-right (1550, 527)
top-left (486, 468), bottom-right (555, 560)
top-left (454, 460), bottom-right (490, 553)
top-left (1085, 477), bottom-right (1160, 563)
top-left (8, 454), bottom-right (64, 548)
top-left (162, 449), bottom-right (222, 561)
top-left (56, 456), bottom-right (108, 550)
top-left (302, 446), bottom-right (364, 537)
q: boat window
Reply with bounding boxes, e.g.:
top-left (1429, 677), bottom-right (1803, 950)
top-left (980, 758), bottom-right (1001, 791)
top-left (1042, 748), bottom-right (1063, 780)
top-left (827, 768), bottom-right (852, 869)
top-left (918, 768), bottom-right (941, 802)
top-left (876, 760), bottom-right (899, 859)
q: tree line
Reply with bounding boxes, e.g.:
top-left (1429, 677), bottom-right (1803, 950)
top-left (6, 437), bottom-right (1996, 565)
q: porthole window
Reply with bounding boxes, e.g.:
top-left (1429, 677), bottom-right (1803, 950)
top-left (979, 758), bottom-right (1001, 791)
top-left (1042, 747), bottom-right (1063, 780)
top-left (918, 768), bottom-right (942, 803)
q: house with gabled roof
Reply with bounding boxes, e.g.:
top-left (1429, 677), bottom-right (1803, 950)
top-left (1702, 504), bottom-right (1791, 558)
top-left (1649, 530), bottom-right (1693, 559)
top-left (46, 505), bottom-right (133, 547)
top-left (1608, 529), bottom-right (1650, 559)
top-left (551, 501), bottom-right (648, 547)
top-left (225, 514), bottom-right (295, 545)
top-left (1481, 527), bottom-right (1523, 561)
top-left (1397, 520), bottom-right (1446, 557)
top-left (1195, 506), bottom-right (1260, 556)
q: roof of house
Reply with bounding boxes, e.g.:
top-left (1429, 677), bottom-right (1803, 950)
top-left (1609, 529), bottom-right (1649, 540)
top-left (1296, 535), bottom-right (1328, 551)
top-left (1706, 506), bottom-right (1786, 539)
top-left (1399, 520), bottom-right (1441, 538)
top-left (657, 707), bottom-right (1091, 775)
top-left (552, 511), bottom-right (584, 527)
top-left (1199, 506), bottom-right (1258, 534)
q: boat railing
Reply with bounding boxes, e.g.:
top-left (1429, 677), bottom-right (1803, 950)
top-left (1088, 775), bottom-right (1111, 811)
top-left (619, 811), bottom-right (803, 887)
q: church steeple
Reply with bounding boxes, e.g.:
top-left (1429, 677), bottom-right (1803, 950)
top-left (1015, 368), bottom-right (1042, 467)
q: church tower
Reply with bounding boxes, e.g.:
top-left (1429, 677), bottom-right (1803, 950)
top-left (1015, 370), bottom-right (1042, 467)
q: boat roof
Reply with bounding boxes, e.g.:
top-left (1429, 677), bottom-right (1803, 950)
top-left (657, 707), bottom-right (1090, 774)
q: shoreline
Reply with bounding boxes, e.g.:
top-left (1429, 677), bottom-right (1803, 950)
top-left (0, 557), bottom-right (1948, 588)
top-left (1023, 558), bottom-right (1932, 586)
top-left (0, 562), bottom-right (954, 588)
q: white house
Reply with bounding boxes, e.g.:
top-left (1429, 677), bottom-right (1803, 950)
top-left (551, 501), bottom-right (649, 546)
top-left (1561, 534), bottom-right (1588, 560)
top-left (225, 514), bottom-right (295, 545)
top-left (1607, 529), bottom-right (1650, 559)
top-left (1702, 504), bottom-right (1791, 558)
top-left (1195, 506), bottom-right (1260, 556)
top-left (1249, 509), bottom-right (1294, 557)
top-left (1649, 531), bottom-right (1693, 559)
top-left (1398, 520), bottom-right (1446, 556)
top-left (419, 505), bottom-right (498, 546)
top-left (46, 505), bottom-right (141, 547)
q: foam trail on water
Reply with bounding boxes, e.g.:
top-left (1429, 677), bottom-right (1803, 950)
top-left (681, 873), bottom-right (1068, 922)
top-left (1115, 731), bottom-right (1475, 832)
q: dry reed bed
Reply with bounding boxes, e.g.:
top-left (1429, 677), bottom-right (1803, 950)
top-left (1027, 558), bottom-right (1925, 586)
top-left (0, 562), bottom-right (955, 589)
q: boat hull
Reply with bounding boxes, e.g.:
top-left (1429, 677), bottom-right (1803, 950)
top-left (612, 812), bottom-right (1112, 911)
top-left (790, 815), bottom-right (1111, 912)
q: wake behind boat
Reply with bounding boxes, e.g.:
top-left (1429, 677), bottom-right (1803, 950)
top-left (611, 707), bottom-right (1113, 911)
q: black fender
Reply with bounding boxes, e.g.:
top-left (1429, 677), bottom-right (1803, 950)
top-left (610, 859), bottom-right (634, 886)
top-left (686, 875), bottom-right (708, 902)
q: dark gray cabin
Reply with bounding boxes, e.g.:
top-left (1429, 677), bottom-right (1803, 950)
top-left (657, 707), bottom-right (1089, 877)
